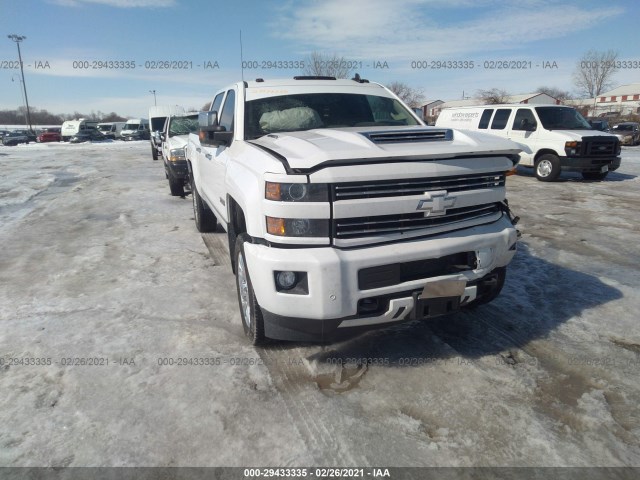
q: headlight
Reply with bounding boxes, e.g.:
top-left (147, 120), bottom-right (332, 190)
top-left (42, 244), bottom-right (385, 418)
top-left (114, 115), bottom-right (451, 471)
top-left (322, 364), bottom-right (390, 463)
top-left (564, 140), bottom-right (581, 156)
top-left (265, 182), bottom-right (329, 202)
top-left (169, 148), bottom-right (186, 161)
top-left (266, 216), bottom-right (329, 237)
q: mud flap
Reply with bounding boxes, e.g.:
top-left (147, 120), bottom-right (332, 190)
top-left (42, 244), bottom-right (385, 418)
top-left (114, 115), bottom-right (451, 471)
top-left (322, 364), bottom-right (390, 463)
top-left (410, 279), bottom-right (467, 320)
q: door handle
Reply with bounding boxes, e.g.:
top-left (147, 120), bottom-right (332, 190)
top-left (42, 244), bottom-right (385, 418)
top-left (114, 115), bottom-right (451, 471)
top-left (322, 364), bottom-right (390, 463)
top-left (205, 154), bottom-right (212, 160)
top-left (196, 147), bottom-right (201, 153)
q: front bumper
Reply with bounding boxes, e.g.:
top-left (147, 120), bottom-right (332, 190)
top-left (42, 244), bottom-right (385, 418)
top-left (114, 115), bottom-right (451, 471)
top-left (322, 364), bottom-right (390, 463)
top-left (560, 156), bottom-right (621, 173)
top-left (244, 214), bottom-right (517, 341)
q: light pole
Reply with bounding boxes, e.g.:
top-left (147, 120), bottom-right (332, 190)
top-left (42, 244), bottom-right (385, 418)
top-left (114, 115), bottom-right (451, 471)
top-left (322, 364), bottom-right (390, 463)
top-left (7, 34), bottom-right (33, 133)
top-left (11, 75), bottom-right (28, 125)
top-left (149, 90), bottom-right (157, 106)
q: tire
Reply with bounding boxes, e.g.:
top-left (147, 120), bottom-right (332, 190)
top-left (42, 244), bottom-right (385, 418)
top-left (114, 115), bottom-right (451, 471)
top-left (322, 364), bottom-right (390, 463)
top-left (168, 171), bottom-right (184, 196)
top-left (191, 175), bottom-right (217, 232)
top-left (534, 154), bottom-right (561, 181)
top-left (234, 234), bottom-right (266, 345)
top-left (151, 144), bottom-right (158, 160)
top-left (582, 171), bottom-right (609, 181)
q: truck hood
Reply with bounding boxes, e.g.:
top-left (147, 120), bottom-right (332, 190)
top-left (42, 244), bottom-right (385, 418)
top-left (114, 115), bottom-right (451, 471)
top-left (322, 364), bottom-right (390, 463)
top-left (166, 135), bottom-right (189, 149)
top-left (249, 127), bottom-right (521, 171)
top-left (548, 130), bottom-right (618, 141)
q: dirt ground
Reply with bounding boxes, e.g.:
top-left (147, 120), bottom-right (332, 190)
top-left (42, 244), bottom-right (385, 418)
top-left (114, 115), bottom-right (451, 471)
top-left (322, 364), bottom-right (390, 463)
top-left (0, 141), bottom-right (639, 468)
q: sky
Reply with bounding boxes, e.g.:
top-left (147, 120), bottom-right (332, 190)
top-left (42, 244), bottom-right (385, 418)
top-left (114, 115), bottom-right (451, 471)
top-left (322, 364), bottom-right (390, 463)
top-left (0, 0), bottom-right (638, 119)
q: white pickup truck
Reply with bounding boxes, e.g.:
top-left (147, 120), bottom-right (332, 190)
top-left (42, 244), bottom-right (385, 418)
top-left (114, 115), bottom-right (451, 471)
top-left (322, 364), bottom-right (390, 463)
top-left (187, 76), bottom-right (520, 344)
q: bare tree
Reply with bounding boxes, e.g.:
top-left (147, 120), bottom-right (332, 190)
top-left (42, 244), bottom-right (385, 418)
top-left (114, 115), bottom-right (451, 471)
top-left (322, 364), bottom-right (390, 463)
top-left (387, 81), bottom-right (424, 108)
top-left (536, 86), bottom-right (572, 103)
top-left (572, 49), bottom-right (618, 98)
top-left (302, 51), bottom-right (355, 79)
top-left (476, 88), bottom-right (510, 104)
top-left (201, 101), bottom-right (212, 111)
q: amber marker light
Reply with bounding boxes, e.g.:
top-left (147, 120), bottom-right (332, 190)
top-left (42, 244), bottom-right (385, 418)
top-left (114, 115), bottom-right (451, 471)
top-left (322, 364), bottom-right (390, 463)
top-left (265, 182), bottom-right (282, 201)
top-left (266, 216), bottom-right (286, 235)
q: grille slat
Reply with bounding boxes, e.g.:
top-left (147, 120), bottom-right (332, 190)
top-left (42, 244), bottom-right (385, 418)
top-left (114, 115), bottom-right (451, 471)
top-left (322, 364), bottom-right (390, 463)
top-left (363, 129), bottom-right (453, 144)
top-left (334, 172), bottom-right (505, 201)
top-left (334, 204), bottom-right (500, 239)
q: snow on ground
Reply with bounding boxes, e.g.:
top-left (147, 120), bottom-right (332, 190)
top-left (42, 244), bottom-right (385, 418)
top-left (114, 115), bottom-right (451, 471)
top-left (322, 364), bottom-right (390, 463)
top-left (0, 141), bottom-right (639, 467)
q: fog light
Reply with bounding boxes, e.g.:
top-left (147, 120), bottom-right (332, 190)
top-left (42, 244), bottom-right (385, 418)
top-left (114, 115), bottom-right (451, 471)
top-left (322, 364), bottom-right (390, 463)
top-left (276, 271), bottom-right (297, 290)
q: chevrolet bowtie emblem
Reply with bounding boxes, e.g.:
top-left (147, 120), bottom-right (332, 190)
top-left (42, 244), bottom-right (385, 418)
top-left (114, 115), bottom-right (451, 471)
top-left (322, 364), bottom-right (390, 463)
top-left (416, 190), bottom-right (456, 217)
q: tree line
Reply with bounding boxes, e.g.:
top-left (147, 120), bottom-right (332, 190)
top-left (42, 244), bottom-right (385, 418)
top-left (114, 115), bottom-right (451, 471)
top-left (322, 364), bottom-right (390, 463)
top-left (0, 106), bottom-right (127, 125)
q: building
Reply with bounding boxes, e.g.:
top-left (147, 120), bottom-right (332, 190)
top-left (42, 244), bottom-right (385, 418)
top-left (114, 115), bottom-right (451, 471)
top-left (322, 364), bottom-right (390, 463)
top-left (567, 83), bottom-right (640, 117)
top-left (418, 100), bottom-right (444, 119)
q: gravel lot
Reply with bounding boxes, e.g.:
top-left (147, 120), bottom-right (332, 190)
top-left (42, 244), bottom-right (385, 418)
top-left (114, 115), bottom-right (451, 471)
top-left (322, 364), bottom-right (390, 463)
top-left (0, 141), bottom-right (639, 468)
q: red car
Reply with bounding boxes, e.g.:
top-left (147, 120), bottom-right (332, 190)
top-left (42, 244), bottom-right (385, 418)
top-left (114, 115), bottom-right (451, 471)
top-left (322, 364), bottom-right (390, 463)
top-left (37, 128), bottom-right (61, 143)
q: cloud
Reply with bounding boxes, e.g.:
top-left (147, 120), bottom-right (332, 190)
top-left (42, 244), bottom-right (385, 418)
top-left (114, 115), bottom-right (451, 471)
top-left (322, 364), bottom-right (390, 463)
top-left (49, 0), bottom-right (176, 8)
top-left (272, 0), bottom-right (624, 59)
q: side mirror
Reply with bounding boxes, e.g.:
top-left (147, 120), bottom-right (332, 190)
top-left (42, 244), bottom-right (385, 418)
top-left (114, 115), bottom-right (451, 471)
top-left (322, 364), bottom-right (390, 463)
top-left (160, 133), bottom-right (166, 141)
top-left (199, 110), bottom-right (233, 147)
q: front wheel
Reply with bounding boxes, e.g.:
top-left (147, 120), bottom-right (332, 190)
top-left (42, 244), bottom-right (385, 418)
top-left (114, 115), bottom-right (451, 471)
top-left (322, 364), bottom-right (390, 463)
top-left (582, 171), bottom-right (609, 181)
top-left (535, 154), bottom-right (561, 181)
top-left (191, 174), bottom-right (217, 232)
top-left (234, 234), bottom-right (266, 345)
top-left (151, 144), bottom-right (158, 160)
top-left (168, 171), bottom-right (184, 196)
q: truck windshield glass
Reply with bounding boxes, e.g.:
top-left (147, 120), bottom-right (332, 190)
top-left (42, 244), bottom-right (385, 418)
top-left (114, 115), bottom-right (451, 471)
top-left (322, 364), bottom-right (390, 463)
top-left (125, 124), bottom-right (139, 130)
top-left (535, 107), bottom-right (592, 130)
top-left (169, 116), bottom-right (199, 136)
top-left (244, 93), bottom-right (419, 140)
top-left (98, 125), bottom-right (111, 132)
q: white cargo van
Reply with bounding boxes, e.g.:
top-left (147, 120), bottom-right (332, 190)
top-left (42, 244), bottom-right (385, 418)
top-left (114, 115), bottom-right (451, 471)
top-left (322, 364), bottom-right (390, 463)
top-left (97, 122), bottom-right (125, 140)
top-left (436, 104), bottom-right (621, 181)
top-left (60, 118), bottom-right (99, 142)
top-left (149, 105), bottom-right (185, 160)
top-left (121, 118), bottom-right (150, 141)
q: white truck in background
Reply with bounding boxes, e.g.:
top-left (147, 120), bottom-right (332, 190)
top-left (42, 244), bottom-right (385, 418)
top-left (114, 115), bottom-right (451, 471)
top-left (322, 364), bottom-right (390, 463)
top-left (97, 122), bottom-right (126, 140)
top-left (121, 118), bottom-right (150, 141)
top-left (149, 105), bottom-right (185, 160)
top-left (436, 104), bottom-right (621, 181)
top-left (187, 76), bottom-right (520, 345)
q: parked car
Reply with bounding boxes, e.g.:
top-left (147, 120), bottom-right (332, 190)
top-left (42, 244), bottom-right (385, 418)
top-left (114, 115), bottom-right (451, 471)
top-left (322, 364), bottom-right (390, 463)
top-left (611, 122), bottom-right (640, 146)
top-left (587, 117), bottom-right (611, 133)
top-left (37, 128), bottom-right (61, 143)
top-left (0, 129), bottom-right (11, 140)
top-left (161, 113), bottom-right (198, 196)
top-left (2, 130), bottom-right (36, 146)
top-left (69, 129), bottom-right (107, 143)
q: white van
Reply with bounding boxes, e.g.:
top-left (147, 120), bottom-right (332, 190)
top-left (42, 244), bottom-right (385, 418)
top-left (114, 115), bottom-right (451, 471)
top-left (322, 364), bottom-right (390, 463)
top-left (149, 105), bottom-right (185, 160)
top-left (436, 104), bottom-right (621, 181)
top-left (121, 118), bottom-right (150, 141)
top-left (97, 122), bottom-right (126, 140)
top-left (60, 118), bottom-right (99, 142)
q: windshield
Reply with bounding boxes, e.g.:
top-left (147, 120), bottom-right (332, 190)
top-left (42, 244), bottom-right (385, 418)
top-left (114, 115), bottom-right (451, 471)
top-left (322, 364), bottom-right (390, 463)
top-left (613, 124), bottom-right (634, 132)
top-left (98, 125), bottom-right (111, 132)
top-left (244, 93), bottom-right (419, 140)
top-left (124, 124), bottom-right (139, 131)
top-left (535, 107), bottom-right (592, 130)
top-left (169, 115), bottom-right (199, 137)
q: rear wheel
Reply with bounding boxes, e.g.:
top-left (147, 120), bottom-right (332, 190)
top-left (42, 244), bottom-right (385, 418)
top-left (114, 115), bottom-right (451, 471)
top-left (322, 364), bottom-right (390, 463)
top-left (582, 171), bottom-right (609, 181)
top-left (535, 154), bottom-right (561, 181)
top-left (191, 175), bottom-right (217, 232)
top-left (235, 234), bottom-right (266, 345)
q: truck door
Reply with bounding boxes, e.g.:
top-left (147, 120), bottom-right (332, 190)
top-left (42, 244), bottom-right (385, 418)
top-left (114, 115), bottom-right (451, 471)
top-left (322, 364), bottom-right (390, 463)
top-left (507, 108), bottom-right (538, 166)
top-left (200, 90), bottom-right (233, 223)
